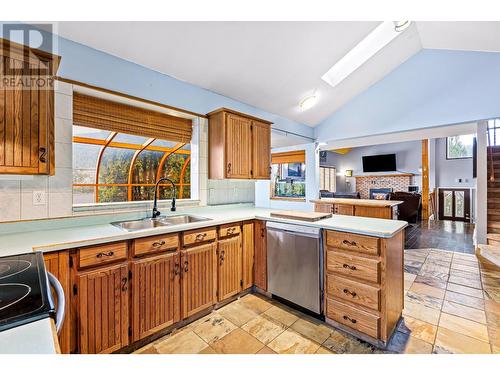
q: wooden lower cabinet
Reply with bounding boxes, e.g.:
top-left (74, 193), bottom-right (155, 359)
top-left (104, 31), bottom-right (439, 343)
top-left (217, 234), bottom-right (242, 301)
top-left (76, 263), bottom-right (129, 354)
top-left (43, 251), bottom-right (71, 353)
top-left (254, 220), bottom-right (267, 291)
top-left (241, 222), bottom-right (254, 289)
top-left (131, 252), bottom-right (180, 342)
top-left (180, 242), bottom-right (217, 319)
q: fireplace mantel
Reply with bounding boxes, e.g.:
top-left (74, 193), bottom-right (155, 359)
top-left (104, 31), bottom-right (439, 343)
top-left (353, 172), bottom-right (414, 178)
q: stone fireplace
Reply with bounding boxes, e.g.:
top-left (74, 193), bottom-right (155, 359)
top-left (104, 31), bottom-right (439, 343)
top-left (355, 174), bottom-right (413, 199)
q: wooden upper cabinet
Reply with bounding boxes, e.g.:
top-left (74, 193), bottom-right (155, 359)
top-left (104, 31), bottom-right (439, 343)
top-left (208, 108), bottom-right (272, 180)
top-left (131, 252), bottom-right (180, 341)
top-left (217, 234), bottom-right (242, 301)
top-left (0, 38), bottom-right (60, 175)
top-left (251, 120), bottom-right (271, 179)
top-left (76, 263), bottom-right (129, 354)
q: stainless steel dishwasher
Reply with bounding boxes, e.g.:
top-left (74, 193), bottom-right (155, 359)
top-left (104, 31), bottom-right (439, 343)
top-left (267, 221), bottom-right (323, 314)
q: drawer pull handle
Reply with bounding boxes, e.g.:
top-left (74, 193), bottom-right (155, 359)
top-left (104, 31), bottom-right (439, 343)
top-left (152, 240), bottom-right (166, 248)
top-left (96, 251), bottom-right (114, 258)
top-left (121, 277), bottom-right (128, 292)
top-left (343, 288), bottom-right (357, 297)
top-left (195, 233), bottom-right (208, 241)
top-left (342, 240), bottom-right (357, 247)
top-left (227, 227), bottom-right (235, 234)
top-left (342, 263), bottom-right (357, 270)
top-left (343, 315), bottom-right (357, 324)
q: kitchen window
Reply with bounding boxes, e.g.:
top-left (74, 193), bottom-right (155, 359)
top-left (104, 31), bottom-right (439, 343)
top-left (72, 125), bottom-right (191, 205)
top-left (270, 150), bottom-right (306, 200)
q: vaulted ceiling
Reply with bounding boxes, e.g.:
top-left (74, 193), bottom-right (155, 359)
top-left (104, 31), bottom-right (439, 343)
top-left (50, 21), bottom-right (500, 127)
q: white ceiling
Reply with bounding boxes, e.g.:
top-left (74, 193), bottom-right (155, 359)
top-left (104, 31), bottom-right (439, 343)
top-left (50, 21), bottom-right (500, 127)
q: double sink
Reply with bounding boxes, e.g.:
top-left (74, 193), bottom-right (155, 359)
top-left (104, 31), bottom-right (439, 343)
top-left (112, 214), bottom-right (211, 232)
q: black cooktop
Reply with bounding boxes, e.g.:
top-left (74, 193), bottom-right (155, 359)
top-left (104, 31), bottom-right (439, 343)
top-left (0, 252), bottom-right (55, 332)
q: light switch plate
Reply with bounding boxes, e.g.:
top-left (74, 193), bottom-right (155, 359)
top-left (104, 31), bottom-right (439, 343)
top-left (33, 190), bottom-right (47, 206)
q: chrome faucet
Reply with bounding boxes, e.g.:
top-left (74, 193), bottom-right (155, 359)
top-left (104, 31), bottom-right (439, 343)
top-left (152, 177), bottom-right (176, 218)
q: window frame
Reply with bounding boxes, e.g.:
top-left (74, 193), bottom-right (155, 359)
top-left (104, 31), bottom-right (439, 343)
top-left (72, 127), bottom-right (193, 207)
top-left (446, 135), bottom-right (474, 160)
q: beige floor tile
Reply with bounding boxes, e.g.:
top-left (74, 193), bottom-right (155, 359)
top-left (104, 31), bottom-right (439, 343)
top-left (404, 272), bottom-right (417, 290)
top-left (238, 294), bottom-right (274, 314)
top-left (451, 258), bottom-right (479, 267)
top-left (438, 312), bottom-right (489, 343)
top-left (217, 300), bottom-right (259, 326)
top-left (210, 328), bottom-right (265, 354)
top-left (450, 269), bottom-right (482, 282)
top-left (198, 346), bottom-right (217, 354)
top-left (485, 299), bottom-right (500, 316)
top-left (133, 343), bottom-right (159, 354)
top-left (405, 290), bottom-right (443, 310)
top-left (433, 327), bottom-right (491, 354)
top-left (441, 300), bottom-right (487, 324)
top-left (446, 283), bottom-right (484, 299)
top-left (322, 330), bottom-right (376, 354)
top-left (154, 330), bottom-right (208, 354)
top-left (420, 264), bottom-right (450, 275)
top-left (263, 305), bottom-right (300, 327)
top-left (409, 282), bottom-right (446, 300)
top-left (193, 313), bottom-right (237, 344)
top-left (289, 317), bottom-right (333, 344)
top-left (397, 315), bottom-right (437, 344)
top-left (445, 290), bottom-right (485, 310)
top-left (315, 346), bottom-right (336, 354)
top-left (451, 263), bottom-right (480, 274)
top-left (267, 329), bottom-right (320, 354)
top-left (448, 275), bottom-right (482, 289)
top-left (414, 275), bottom-right (447, 290)
top-left (241, 315), bottom-right (286, 344)
top-left (403, 300), bottom-right (441, 325)
top-left (257, 346), bottom-right (277, 354)
top-left (387, 331), bottom-right (433, 354)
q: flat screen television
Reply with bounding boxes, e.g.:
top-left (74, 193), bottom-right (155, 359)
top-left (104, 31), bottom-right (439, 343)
top-left (362, 153), bottom-right (397, 172)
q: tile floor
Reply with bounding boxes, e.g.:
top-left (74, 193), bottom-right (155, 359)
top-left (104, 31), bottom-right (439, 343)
top-left (134, 248), bottom-right (500, 354)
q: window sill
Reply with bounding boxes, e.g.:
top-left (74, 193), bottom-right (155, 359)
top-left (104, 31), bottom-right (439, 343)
top-left (73, 199), bottom-right (201, 214)
top-left (270, 197), bottom-right (306, 202)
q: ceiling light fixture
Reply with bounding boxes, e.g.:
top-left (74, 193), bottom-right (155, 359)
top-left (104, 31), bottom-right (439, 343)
top-left (321, 21), bottom-right (412, 89)
top-left (299, 95), bottom-right (318, 111)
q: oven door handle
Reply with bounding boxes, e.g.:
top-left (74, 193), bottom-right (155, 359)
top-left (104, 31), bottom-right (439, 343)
top-left (47, 272), bottom-right (65, 334)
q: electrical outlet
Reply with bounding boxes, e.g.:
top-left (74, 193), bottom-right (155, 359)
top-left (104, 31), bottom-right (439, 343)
top-left (33, 190), bottom-right (47, 206)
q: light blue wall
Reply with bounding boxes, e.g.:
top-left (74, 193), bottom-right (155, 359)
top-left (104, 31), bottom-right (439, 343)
top-left (315, 49), bottom-right (500, 142)
top-left (0, 24), bottom-right (313, 138)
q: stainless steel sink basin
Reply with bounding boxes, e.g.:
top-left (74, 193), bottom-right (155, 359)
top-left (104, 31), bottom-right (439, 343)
top-left (112, 215), bottom-right (211, 232)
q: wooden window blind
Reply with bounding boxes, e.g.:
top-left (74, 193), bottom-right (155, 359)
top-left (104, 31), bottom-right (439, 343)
top-left (73, 93), bottom-right (193, 143)
top-left (271, 150), bottom-right (305, 164)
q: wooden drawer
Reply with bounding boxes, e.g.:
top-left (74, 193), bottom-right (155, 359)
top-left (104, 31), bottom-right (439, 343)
top-left (326, 231), bottom-right (380, 256)
top-left (132, 233), bottom-right (179, 257)
top-left (183, 227), bottom-right (217, 246)
top-left (326, 274), bottom-right (380, 311)
top-left (219, 223), bottom-right (241, 238)
top-left (326, 298), bottom-right (380, 339)
top-left (334, 204), bottom-right (354, 216)
top-left (78, 241), bottom-right (127, 269)
top-left (326, 250), bottom-right (380, 284)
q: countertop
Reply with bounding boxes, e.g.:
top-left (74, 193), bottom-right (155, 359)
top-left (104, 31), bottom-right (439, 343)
top-left (0, 204), bottom-right (408, 257)
top-left (310, 198), bottom-right (404, 207)
top-left (0, 318), bottom-right (58, 354)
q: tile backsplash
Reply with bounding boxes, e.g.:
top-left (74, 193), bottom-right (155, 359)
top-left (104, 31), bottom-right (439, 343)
top-left (208, 179), bottom-right (255, 205)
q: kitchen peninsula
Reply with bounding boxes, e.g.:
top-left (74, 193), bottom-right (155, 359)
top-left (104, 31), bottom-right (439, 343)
top-left (311, 198), bottom-right (403, 219)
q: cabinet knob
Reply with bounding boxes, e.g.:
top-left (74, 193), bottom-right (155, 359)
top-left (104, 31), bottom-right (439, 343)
top-left (183, 260), bottom-right (189, 273)
top-left (39, 147), bottom-right (47, 163)
top-left (121, 277), bottom-right (128, 292)
top-left (227, 163), bottom-right (232, 174)
top-left (174, 263), bottom-right (180, 276)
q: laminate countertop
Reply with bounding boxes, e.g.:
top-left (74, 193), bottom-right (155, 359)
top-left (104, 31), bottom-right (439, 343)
top-left (0, 318), bottom-right (58, 354)
top-left (310, 198), bottom-right (404, 207)
top-left (0, 204), bottom-right (408, 257)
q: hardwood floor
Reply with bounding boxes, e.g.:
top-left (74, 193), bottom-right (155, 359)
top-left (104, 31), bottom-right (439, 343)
top-left (405, 220), bottom-right (475, 254)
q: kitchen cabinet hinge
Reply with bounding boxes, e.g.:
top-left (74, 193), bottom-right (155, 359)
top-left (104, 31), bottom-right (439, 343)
top-left (69, 256), bottom-right (73, 268)
top-left (128, 327), bottom-right (132, 337)
top-left (250, 169), bottom-right (253, 176)
top-left (73, 284), bottom-right (77, 295)
top-left (250, 125), bottom-right (253, 131)
top-left (240, 280), bottom-right (243, 287)
top-left (128, 270), bottom-right (132, 280)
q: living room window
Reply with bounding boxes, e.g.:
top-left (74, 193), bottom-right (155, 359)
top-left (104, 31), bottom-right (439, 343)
top-left (446, 134), bottom-right (474, 159)
top-left (270, 150), bottom-right (306, 200)
top-left (319, 166), bottom-right (336, 192)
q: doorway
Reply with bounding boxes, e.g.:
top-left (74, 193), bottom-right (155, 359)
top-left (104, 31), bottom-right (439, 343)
top-left (438, 188), bottom-right (471, 222)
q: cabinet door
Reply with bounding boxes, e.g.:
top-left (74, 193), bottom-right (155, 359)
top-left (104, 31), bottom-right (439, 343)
top-left (254, 220), bottom-right (267, 291)
top-left (77, 263), bottom-right (129, 354)
top-left (335, 204), bottom-right (354, 216)
top-left (241, 222), bottom-right (255, 289)
top-left (0, 55), bottom-right (54, 174)
top-left (217, 235), bottom-right (242, 301)
top-left (225, 113), bottom-right (252, 178)
top-left (181, 243), bottom-right (217, 319)
top-left (251, 120), bottom-right (271, 179)
top-left (315, 203), bottom-right (333, 213)
top-left (131, 252), bottom-right (180, 342)
top-left (44, 251), bottom-right (71, 353)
